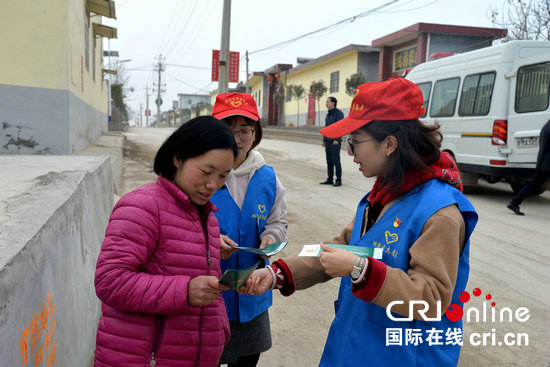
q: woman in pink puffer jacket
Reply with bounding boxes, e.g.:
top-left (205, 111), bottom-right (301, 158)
top-left (94, 116), bottom-right (238, 367)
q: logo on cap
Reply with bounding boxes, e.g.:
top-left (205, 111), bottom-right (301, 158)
top-left (226, 96), bottom-right (248, 109)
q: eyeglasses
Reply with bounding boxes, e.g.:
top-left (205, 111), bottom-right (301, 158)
top-left (232, 129), bottom-right (255, 141)
top-left (347, 137), bottom-right (376, 154)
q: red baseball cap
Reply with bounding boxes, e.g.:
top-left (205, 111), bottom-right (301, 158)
top-left (320, 78), bottom-right (425, 139)
top-left (212, 92), bottom-right (259, 121)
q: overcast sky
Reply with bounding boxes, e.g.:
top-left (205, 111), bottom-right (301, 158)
top-left (104, 0), bottom-right (508, 123)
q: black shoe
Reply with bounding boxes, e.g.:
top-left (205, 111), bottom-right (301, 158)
top-left (333, 180), bottom-right (342, 187)
top-left (320, 180), bottom-right (333, 185)
top-left (507, 202), bottom-right (524, 216)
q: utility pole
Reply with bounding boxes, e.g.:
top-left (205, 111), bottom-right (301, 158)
top-left (245, 50), bottom-right (250, 93)
top-left (218, 0), bottom-right (231, 94)
top-left (139, 103), bottom-right (143, 127)
top-left (154, 55), bottom-right (166, 127)
top-left (145, 85), bottom-right (150, 127)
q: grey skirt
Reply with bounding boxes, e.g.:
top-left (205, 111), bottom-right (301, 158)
top-left (219, 311), bottom-right (272, 364)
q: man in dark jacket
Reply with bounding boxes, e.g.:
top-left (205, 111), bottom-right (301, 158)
top-left (507, 119), bottom-right (550, 215)
top-left (320, 97), bottom-right (344, 186)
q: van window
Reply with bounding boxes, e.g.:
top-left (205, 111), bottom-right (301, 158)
top-left (430, 77), bottom-right (460, 117)
top-left (459, 72), bottom-right (495, 116)
top-left (416, 82), bottom-right (431, 117)
top-left (515, 62), bottom-right (550, 113)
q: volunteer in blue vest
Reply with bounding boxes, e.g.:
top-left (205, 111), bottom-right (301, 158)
top-left (240, 79), bottom-right (478, 366)
top-left (210, 92), bottom-right (288, 367)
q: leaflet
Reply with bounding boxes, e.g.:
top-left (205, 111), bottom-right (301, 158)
top-left (298, 244), bottom-right (383, 259)
top-left (218, 261), bottom-right (262, 289)
top-left (229, 241), bottom-right (288, 257)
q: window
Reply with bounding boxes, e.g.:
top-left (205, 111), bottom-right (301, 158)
top-left (430, 77), bottom-right (460, 117)
top-left (286, 86), bottom-right (292, 102)
top-left (515, 62), bottom-right (550, 113)
top-left (416, 82), bottom-right (431, 117)
top-left (459, 72), bottom-right (495, 116)
top-left (330, 71), bottom-right (339, 93)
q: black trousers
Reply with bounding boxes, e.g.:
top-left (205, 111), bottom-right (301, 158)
top-left (219, 354), bottom-right (260, 367)
top-left (511, 169), bottom-right (550, 205)
top-left (325, 142), bottom-right (342, 181)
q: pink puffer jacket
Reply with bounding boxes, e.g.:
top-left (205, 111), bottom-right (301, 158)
top-left (94, 176), bottom-right (230, 367)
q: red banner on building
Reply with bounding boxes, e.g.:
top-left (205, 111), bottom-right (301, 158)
top-left (211, 50), bottom-right (220, 81)
top-left (229, 51), bottom-right (240, 83)
top-left (211, 50), bottom-right (239, 83)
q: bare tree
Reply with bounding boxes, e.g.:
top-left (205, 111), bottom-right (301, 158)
top-left (490, 0), bottom-right (550, 41)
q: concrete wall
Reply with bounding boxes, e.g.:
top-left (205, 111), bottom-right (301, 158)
top-left (428, 34), bottom-right (494, 56)
top-left (0, 156), bottom-right (114, 366)
top-left (0, 0), bottom-right (109, 154)
top-left (357, 52), bottom-right (380, 82)
top-left (281, 51), bottom-right (366, 126)
top-left (0, 84), bottom-right (107, 154)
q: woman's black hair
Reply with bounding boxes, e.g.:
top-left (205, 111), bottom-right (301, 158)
top-left (153, 116), bottom-right (238, 180)
top-left (221, 116), bottom-right (263, 150)
top-left (362, 119), bottom-right (442, 229)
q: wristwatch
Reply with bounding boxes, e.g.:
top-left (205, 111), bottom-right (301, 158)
top-left (350, 256), bottom-right (364, 280)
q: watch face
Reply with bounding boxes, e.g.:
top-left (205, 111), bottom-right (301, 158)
top-left (351, 269), bottom-right (361, 279)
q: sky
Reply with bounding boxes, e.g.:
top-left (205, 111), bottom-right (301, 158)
top-left (103, 0), bottom-right (509, 124)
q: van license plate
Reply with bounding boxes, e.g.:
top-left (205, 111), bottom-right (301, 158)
top-left (517, 137), bottom-right (539, 148)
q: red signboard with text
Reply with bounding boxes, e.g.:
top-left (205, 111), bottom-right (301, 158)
top-left (228, 51), bottom-right (240, 83)
top-left (211, 50), bottom-right (220, 81)
top-left (211, 50), bottom-right (239, 83)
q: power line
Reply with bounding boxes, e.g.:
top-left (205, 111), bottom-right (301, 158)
top-left (158, 0), bottom-right (193, 57)
top-left (247, 0), bottom-right (402, 56)
top-left (156, 0), bottom-right (183, 55)
top-left (171, 0), bottom-right (219, 64)
top-left (163, 0), bottom-right (201, 60)
top-left (164, 64), bottom-right (211, 70)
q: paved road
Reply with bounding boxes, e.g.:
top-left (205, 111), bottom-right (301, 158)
top-left (121, 128), bottom-right (550, 366)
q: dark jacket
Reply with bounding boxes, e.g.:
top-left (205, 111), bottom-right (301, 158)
top-left (323, 108), bottom-right (344, 143)
top-left (537, 119), bottom-right (550, 171)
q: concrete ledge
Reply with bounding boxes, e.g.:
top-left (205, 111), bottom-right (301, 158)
top-left (0, 156), bottom-right (113, 366)
top-left (263, 127), bottom-right (349, 151)
top-left (76, 131), bottom-right (125, 195)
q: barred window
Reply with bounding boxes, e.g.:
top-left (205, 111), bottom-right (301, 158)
top-left (430, 77), bottom-right (460, 117)
top-left (459, 72), bottom-right (495, 116)
top-left (515, 62), bottom-right (550, 113)
top-left (330, 71), bottom-right (340, 93)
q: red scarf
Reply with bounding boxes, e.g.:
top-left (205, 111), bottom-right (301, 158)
top-left (369, 152), bottom-right (463, 210)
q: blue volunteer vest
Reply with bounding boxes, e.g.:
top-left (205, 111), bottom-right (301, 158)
top-left (320, 179), bottom-right (478, 367)
top-left (211, 165), bottom-right (277, 323)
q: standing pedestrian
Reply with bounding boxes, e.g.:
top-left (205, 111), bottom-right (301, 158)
top-left (210, 93), bottom-right (288, 367)
top-left (94, 116), bottom-right (237, 367)
top-left (240, 79), bottom-right (478, 367)
top-left (320, 96), bottom-right (344, 186)
top-left (507, 119), bottom-right (550, 215)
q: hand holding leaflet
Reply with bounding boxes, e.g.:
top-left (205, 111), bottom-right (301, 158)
top-left (299, 244), bottom-right (383, 259)
top-left (229, 241), bottom-right (288, 257)
top-left (218, 261), bottom-right (262, 289)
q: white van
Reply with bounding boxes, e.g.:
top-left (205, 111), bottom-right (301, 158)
top-left (406, 40), bottom-right (550, 193)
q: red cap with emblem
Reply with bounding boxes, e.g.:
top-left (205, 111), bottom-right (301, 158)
top-left (320, 78), bottom-right (425, 139)
top-left (212, 92), bottom-right (259, 121)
